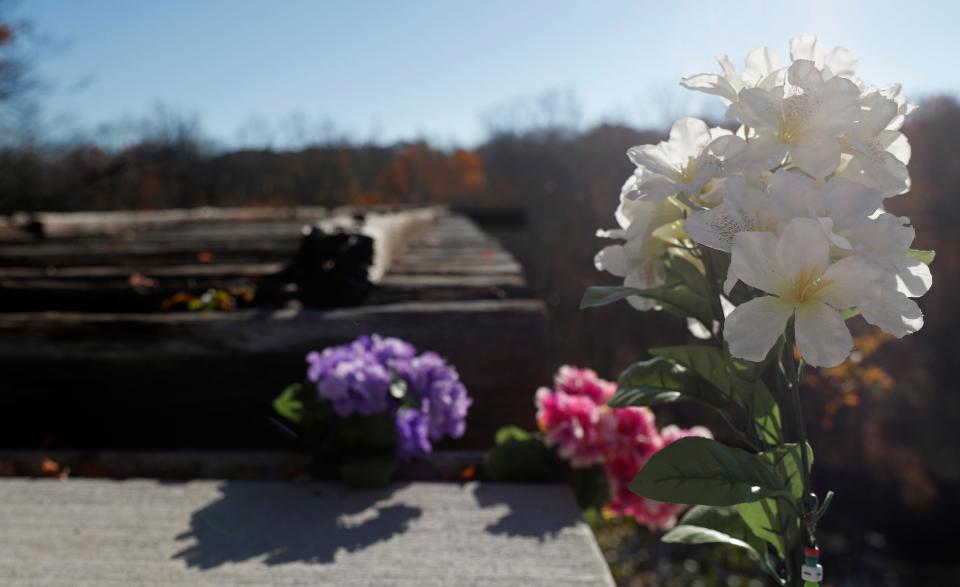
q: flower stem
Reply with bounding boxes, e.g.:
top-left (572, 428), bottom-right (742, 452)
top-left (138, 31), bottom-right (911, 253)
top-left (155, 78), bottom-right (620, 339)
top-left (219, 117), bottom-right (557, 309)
top-left (781, 321), bottom-right (816, 585)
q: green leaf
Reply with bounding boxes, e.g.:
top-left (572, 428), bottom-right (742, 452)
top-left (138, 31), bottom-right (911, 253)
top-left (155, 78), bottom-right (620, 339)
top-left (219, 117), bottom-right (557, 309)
top-left (608, 358), bottom-right (688, 407)
top-left (494, 425), bottom-right (533, 445)
top-left (760, 443), bottom-right (813, 500)
top-left (642, 256), bottom-right (717, 327)
top-left (273, 383), bottom-right (304, 424)
top-left (651, 346), bottom-right (782, 446)
top-left (629, 437), bottom-right (789, 506)
top-left (840, 307), bottom-right (860, 320)
top-left (338, 457), bottom-right (396, 489)
top-left (662, 524), bottom-right (758, 553)
top-left (907, 248), bottom-right (936, 265)
top-left (736, 498), bottom-right (796, 559)
top-left (610, 358), bottom-right (753, 443)
top-left (672, 505), bottom-right (769, 565)
top-left (483, 427), bottom-right (568, 483)
top-left (335, 412), bottom-right (397, 450)
top-left (581, 256), bottom-right (719, 328)
top-left (570, 466), bottom-right (610, 512)
top-left (734, 443), bottom-right (812, 560)
top-left (579, 286), bottom-right (643, 309)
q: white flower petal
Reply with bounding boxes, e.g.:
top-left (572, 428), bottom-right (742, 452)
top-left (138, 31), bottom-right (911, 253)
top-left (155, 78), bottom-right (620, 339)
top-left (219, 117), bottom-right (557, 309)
top-left (776, 218), bottom-right (830, 279)
top-left (789, 34), bottom-right (822, 63)
top-left (635, 168), bottom-right (682, 202)
top-left (594, 245), bottom-right (630, 277)
top-left (881, 131), bottom-right (911, 165)
top-left (742, 133), bottom-right (788, 170)
top-left (818, 255), bottom-right (885, 309)
top-left (724, 296), bottom-right (794, 362)
top-left (687, 317), bottom-right (713, 340)
top-left (730, 231), bottom-right (788, 295)
top-left (669, 118), bottom-right (713, 156)
top-left (859, 288), bottom-right (924, 337)
top-left (794, 301), bottom-right (853, 367)
top-left (624, 270), bottom-right (659, 311)
top-left (734, 88), bottom-right (782, 129)
top-left (680, 73), bottom-right (739, 103)
top-left (893, 256), bottom-right (932, 298)
top-left (820, 178), bottom-right (886, 227)
top-left (824, 47), bottom-right (858, 78)
top-left (790, 135), bottom-right (842, 180)
top-left (628, 144), bottom-right (678, 179)
top-left (743, 47), bottom-right (780, 86)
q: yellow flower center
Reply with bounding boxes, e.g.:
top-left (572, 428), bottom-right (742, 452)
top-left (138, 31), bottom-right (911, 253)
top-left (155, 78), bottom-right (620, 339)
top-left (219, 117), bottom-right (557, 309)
top-left (790, 265), bottom-right (831, 304)
top-left (778, 93), bottom-right (820, 144)
top-left (679, 156), bottom-right (699, 185)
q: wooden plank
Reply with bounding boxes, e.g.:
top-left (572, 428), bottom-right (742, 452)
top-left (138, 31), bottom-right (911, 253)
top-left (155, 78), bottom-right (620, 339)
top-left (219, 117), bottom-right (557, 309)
top-left (0, 206), bottom-right (330, 239)
top-left (0, 479), bottom-right (614, 586)
top-left (0, 300), bottom-right (546, 449)
top-left (0, 263), bottom-right (284, 280)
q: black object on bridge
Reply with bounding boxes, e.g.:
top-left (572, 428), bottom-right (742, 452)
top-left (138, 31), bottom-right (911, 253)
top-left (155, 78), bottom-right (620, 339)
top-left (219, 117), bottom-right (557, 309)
top-left (258, 224), bottom-right (374, 309)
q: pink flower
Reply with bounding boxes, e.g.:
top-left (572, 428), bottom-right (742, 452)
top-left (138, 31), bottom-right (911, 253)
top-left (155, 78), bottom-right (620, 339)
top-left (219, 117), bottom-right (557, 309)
top-left (600, 406), bottom-right (660, 461)
top-left (535, 386), bottom-right (606, 467)
top-left (553, 365), bottom-right (616, 405)
top-left (603, 423), bottom-right (713, 529)
top-left (534, 364), bottom-right (714, 532)
top-left (660, 424), bottom-right (713, 445)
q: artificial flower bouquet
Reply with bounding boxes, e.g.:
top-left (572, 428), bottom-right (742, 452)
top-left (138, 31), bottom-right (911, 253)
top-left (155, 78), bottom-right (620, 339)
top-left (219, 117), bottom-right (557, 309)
top-left (583, 35), bottom-right (933, 586)
top-left (485, 365), bottom-right (710, 530)
top-left (273, 334), bottom-right (472, 488)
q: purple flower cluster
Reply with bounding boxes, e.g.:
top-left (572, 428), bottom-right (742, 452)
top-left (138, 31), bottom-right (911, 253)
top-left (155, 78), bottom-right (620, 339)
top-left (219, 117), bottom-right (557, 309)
top-left (306, 335), bottom-right (472, 462)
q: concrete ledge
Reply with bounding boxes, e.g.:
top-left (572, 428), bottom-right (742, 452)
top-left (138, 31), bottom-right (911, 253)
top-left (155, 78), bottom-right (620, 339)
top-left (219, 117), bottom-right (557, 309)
top-left (0, 479), bottom-right (614, 586)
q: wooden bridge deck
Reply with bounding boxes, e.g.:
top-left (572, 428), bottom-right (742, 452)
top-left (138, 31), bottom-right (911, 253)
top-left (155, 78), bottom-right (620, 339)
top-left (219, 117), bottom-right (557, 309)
top-left (0, 207), bottom-right (546, 449)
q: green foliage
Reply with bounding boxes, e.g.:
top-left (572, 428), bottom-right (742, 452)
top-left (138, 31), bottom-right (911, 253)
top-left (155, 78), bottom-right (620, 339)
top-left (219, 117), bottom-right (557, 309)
top-left (735, 443), bottom-right (812, 561)
top-left (580, 286), bottom-right (644, 309)
top-left (907, 248), bottom-right (936, 265)
top-left (272, 381), bottom-right (397, 489)
top-left (483, 426), bottom-right (609, 512)
top-left (629, 437), bottom-right (790, 506)
top-left (667, 505), bottom-right (768, 562)
top-left (651, 346), bottom-right (782, 446)
top-left (608, 357), bottom-right (693, 407)
top-left (580, 255), bottom-right (718, 329)
top-left (273, 383), bottom-right (305, 424)
top-left (483, 426), bottom-right (567, 483)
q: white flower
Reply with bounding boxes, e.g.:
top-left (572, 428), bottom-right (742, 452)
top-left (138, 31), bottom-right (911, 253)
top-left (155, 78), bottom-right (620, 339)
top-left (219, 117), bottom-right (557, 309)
top-left (681, 48), bottom-right (783, 104)
top-left (681, 34), bottom-right (858, 105)
top-left (760, 173), bottom-right (931, 299)
top-left (685, 174), bottom-right (783, 252)
top-left (732, 60), bottom-right (861, 179)
top-left (837, 89), bottom-right (913, 195)
top-left (595, 196), bottom-right (685, 310)
top-left (624, 118), bottom-right (745, 202)
top-left (788, 34), bottom-right (859, 81)
top-left (723, 218), bottom-right (920, 367)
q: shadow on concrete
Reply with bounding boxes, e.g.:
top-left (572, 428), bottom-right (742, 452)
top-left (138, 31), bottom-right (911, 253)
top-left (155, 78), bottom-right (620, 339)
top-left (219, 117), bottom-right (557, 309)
top-left (173, 481), bottom-right (421, 568)
top-left (470, 482), bottom-right (578, 541)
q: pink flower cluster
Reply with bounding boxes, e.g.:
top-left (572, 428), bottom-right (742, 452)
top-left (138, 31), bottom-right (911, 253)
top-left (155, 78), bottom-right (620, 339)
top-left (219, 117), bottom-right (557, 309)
top-left (535, 365), bottom-right (712, 530)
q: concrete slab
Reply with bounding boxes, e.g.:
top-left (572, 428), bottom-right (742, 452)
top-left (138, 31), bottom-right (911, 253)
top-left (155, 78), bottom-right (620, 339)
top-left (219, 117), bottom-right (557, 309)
top-left (0, 479), bottom-right (614, 586)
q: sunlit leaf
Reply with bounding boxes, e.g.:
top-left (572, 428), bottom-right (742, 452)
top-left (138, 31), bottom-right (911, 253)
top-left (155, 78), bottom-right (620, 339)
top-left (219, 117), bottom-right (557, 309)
top-left (629, 437), bottom-right (789, 506)
top-left (907, 248), bottom-right (936, 265)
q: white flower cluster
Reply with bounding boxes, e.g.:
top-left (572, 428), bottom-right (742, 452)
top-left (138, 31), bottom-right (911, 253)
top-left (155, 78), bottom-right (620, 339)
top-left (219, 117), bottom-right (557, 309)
top-left (596, 34), bottom-right (930, 367)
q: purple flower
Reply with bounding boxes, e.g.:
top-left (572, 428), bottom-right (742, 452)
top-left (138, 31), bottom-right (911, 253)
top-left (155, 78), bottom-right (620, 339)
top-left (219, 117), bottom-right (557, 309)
top-left (404, 352), bottom-right (473, 442)
top-left (306, 347), bottom-right (392, 417)
top-left (303, 335), bottom-right (472, 462)
top-left (362, 335), bottom-right (417, 364)
top-left (395, 408), bottom-right (431, 462)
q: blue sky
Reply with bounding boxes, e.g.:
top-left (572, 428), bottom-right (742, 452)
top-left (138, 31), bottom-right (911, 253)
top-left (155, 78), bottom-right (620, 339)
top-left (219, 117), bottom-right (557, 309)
top-left (16, 0), bottom-right (960, 147)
